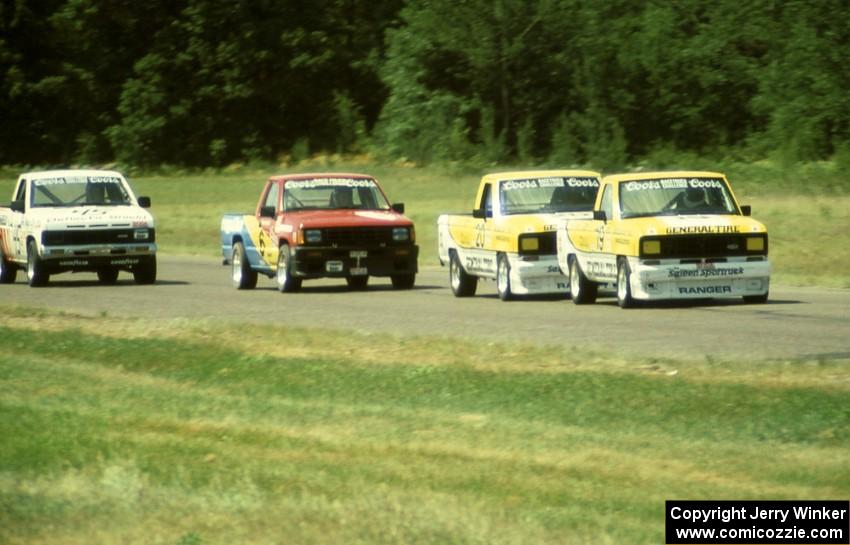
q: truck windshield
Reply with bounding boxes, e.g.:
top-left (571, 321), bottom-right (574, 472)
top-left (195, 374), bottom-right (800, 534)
top-left (499, 176), bottom-right (598, 215)
top-left (283, 178), bottom-right (390, 211)
top-left (30, 175), bottom-right (132, 207)
top-left (619, 177), bottom-right (738, 218)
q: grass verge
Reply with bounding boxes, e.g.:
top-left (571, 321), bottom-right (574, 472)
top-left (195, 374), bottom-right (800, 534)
top-left (1, 306), bottom-right (848, 545)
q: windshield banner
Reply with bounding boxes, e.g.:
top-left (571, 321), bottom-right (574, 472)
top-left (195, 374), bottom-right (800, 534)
top-left (287, 178), bottom-right (377, 189)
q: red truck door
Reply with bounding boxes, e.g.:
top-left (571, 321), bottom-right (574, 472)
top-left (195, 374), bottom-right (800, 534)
top-left (257, 181), bottom-right (280, 261)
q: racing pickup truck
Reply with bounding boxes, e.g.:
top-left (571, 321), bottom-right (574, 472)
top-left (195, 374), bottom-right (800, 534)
top-left (221, 173), bottom-right (418, 292)
top-left (557, 171), bottom-right (771, 308)
top-left (0, 169), bottom-right (157, 287)
top-left (437, 170), bottom-right (601, 300)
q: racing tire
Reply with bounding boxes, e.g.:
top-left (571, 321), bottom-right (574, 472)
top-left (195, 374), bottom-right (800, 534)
top-left (276, 244), bottom-right (301, 293)
top-left (133, 257), bottom-right (157, 285)
top-left (449, 251), bottom-right (477, 297)
top-left (26, 239), bottom-right (49, 287)
top-left (97, 267), bottom-right (120, 285)
top-left (391, 273), bottom-right (415, 290)
top-left (346, 275), bottom-right (369, 290)
top-left (231, 241), bottom-right (257, 290)
top-left (569, 255), bottom-right (596, 305)
top-left (743, 292), bottom-right (769, 304)
top-left (616, 257), bottom-right (636, 309)
top-left (496, 253), bottom-right (514, 301)
top-left (0, 249), bottom-right (17, 284)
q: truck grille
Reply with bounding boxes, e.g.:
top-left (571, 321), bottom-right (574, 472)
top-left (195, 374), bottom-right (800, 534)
top-left (42, 228), bottom-right (155, 246)
top-left (321, 227), bottom-right (395, 247)
top-left (656, 234), bottom-right (764, 258)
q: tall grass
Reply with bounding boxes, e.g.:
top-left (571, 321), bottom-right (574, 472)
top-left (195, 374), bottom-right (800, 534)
top-left (1, 308), bottom-right (848, 544)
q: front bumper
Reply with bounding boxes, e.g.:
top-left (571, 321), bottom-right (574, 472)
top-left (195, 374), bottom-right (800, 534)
top-left (507, 254), bottom-right (570, 295)
top-left (291, 244), bottom-right (418, 278)
top-left (40, 243), bottom-right (157, 273)
top-left (628, 257), bottom-right (771, 300)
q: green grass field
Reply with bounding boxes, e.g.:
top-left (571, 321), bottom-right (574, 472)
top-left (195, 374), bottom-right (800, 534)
top-left (3, 160), bottom-right (847, 286)
top-left (1, 307), bottom-right (848, 545)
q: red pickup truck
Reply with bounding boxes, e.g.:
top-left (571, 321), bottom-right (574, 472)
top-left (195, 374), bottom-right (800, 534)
top-left (220, 173), bottom-right (418, 291)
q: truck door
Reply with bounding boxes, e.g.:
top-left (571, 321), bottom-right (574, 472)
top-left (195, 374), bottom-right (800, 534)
top-left (593, 184), bottom-right (618, 280)
top-left (475, 183), bottom-right (492, 250)
top-left (257, 181), bottom-right (280, 266)
top-left (10, 178), bottom-right (27, 259)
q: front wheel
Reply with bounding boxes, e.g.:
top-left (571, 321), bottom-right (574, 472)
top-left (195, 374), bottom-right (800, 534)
top-left (391, 273), bottom-right (415, 290)
top-left (26, 240), bottom-right (49, 287)
top-left (496, 253), bottom-right (514, 301)
top-left (133, 257), bottom-right (157, 284)
top-left (0, 250), bottom-right (17, 284)
top-left (231, 241), bottom-right (257, 289)
top-left (276, 245), bottom-right (301, 293)
top-left (449, 252), bottom-right (477, 297)
top-left (616, 257), bottom-right (636, 309)
top-left (569, 255), bottom-right (596, 305)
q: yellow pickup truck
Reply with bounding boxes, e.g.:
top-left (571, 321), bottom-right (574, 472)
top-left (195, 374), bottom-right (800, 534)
top-left (556, 171), bottom-right (771, 308)
top-left (438, 170), bottom-right (601, 300)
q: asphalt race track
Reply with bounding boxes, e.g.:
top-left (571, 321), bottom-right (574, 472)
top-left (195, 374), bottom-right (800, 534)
top-left (3, 255), bottom-right (849, 362)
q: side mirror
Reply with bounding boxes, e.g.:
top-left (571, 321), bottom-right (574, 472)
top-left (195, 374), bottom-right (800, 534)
top-left (740, 205), bottom-right (751, 216)
top-left (592, 210), bottom-right (607, 221)
top-left (259, 205), bottom-right (276, 218)
top-left (10, 199), bottom-right (25, 213)
top-left (391, 202), bottom-right (405, 214)
top-left (137, 196), bottom-right (151, 208)
top-left (472, 208), bottom-right (486, 219)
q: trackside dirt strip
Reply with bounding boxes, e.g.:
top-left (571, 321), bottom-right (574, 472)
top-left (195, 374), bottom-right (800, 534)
top-left (2, 255), bottom-right (848, 362)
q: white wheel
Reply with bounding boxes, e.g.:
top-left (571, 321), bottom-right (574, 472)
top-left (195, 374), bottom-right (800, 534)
top-left (496, 254), bottom-right (513, 301)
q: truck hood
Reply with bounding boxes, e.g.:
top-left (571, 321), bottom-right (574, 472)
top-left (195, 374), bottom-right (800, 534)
top-left (623, 213), bottom-right (767, 236)
top-left (288, 209), bottom-right (413, 229)
top-left (502, 211), bottom-right (593, 233)
top-left (27, 205), bottom-right (155, 229)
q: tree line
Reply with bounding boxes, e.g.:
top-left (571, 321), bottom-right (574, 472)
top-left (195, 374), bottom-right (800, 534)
top-left (2, 0), bottom-right (848, 168)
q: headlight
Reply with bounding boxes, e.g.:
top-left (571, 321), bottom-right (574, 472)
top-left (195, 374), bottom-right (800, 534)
top-left (519, 236), bottom-right (539, 252)
top-left (392, 227), bottom-right (409, 241)
top-left (304, 229), bottom-right (322, 243)
top-left (641, 239), bottom-right (661, 255)
top-left (746, 236), bottom-right (765, 252)
top-left (134, 228), bottom-right (150, 240)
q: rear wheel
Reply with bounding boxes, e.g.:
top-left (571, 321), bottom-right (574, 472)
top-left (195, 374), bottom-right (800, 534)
top-left (616, 257), bottom-right (636, 309)
top-left (496, 253), bottom-right (514, 301)
top-left (97, 267), bottom-right (119, 284)
top-left (346, 275), bottom-right (369, 290)
top-left (231, 241), bottom-right (257, 289)
top-left (569, 255), bottom-right (596, 305)
top-left (0, 249), bottom-right (17, 284)
top-left (276, 244), bottom-right (301, 292)
top-left (449, 251), bottom-right (477, 297)
top-left (391, 273), bottom-right (415, 290)
top-left (26, 240), bottom-right (49, 287)
top-left (133, 256), bottom-right (157, 284)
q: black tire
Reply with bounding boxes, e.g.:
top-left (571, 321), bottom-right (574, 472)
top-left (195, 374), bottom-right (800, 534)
top-left (449, 251), bottom-right (477, 297)
top-left (569, 255), bottom-right (596, 305)
top-left (391, 273), bottom-right (415, 290)
top-left (133, 256), bottom-right (157, 285)
top-left (346, 275), bottom-right (369, 290)
top-left (97, 267), bottom-right (119, 284)
top-left (276, 244), bottom-right (301, 293)
top-left (496, 253), bottom-right (514, 301)
top-left (743, 292), bottom-right (769, 304)
top-left (616, 257), bottom-right (636, 309)
top-left (26, 239), bottom-right (49, 287)
top-left (0, 249), bottom-right (17, 284)
top-left (231, 241), bottom-right (257, 290)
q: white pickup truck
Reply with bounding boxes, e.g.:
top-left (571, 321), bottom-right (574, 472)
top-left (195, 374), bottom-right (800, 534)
top-left (0, 169), bottom-right (157, 286)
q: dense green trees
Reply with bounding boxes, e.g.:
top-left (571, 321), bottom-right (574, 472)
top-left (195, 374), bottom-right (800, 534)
top-left (0, 0), bottom-right (847, 167)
